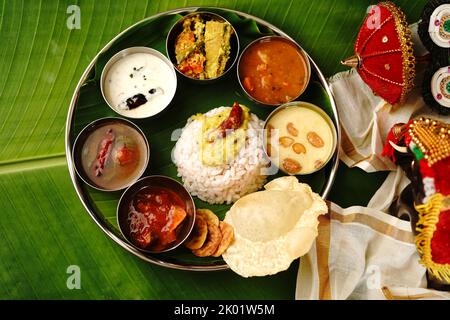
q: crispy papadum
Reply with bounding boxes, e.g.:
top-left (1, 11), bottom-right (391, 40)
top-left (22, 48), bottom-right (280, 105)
top-left (222, 176), bottom-right (327, 277)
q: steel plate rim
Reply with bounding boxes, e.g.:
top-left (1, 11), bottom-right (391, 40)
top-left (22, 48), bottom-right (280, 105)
top-left (65, 6), bottom-right (341, 272)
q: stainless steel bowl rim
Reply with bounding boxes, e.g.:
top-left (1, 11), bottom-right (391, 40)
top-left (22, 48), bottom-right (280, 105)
top-left (236, 35), bottom-right (312, 106)
top-left (165, 11), bottom-right (240, 82)
top-left (100, 46), bottom-right (178, 119)
top-left (263, 101), bottom-right (338, 175)
top-left (72, 116), bottom-right (150, 192)
top-left (116, 175), bottom-right (196, 254)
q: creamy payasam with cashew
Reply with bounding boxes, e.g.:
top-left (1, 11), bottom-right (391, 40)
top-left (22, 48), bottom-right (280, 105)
top-left (266, 103), bottom-right (334, 175)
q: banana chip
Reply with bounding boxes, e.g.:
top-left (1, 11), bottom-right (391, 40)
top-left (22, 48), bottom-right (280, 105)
top-left (184, 215), bottom-right (208, 250)
top-left (186, 208), bottom-right (235, 258)
top-left (192, 220), bottom-right (222, 257)
top-left (196, 208), bottom-right (219, 226)
top-left (212, 221), bottom-right (234, 257)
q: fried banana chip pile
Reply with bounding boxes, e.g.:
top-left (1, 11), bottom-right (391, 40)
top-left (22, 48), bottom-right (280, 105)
top-left (184, 208), bottom-right (234, 257)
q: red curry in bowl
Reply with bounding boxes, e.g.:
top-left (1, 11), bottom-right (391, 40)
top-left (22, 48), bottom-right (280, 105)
top-left (238, 36), bottom-right (310, 106)
top-left (128, 186), bottom-right (187, 251)
top-left (117, 175), bottom-right (196, 253)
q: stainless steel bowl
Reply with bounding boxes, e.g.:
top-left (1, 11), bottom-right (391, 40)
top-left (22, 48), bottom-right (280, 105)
top-left (263, 101), bottom-right (337, 175)
top-left (72, 117), bottom-right (150, 192)
top-left (237, 35), bottom-right (311, 106)
top-left (165, 11), bottom-right (240, 83)
top-left (117, 175), bottom-right (196, 254)
top-left (100, 46), bottom-right (177, 119)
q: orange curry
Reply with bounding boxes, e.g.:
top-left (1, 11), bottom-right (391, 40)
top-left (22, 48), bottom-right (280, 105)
top-left (239, 37), bottom-right (309, 105)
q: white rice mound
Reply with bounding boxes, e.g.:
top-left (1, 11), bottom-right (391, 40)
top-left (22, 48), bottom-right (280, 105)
top-left (173, 107), bottom-right (268, 204)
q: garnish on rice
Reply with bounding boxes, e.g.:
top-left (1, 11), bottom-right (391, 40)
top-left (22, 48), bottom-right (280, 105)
top-left (217, 102), bottom-right (244, 138)
top-left (172, 104), bottom-right (268, 204)
top-left (193, 102), bottom-right (250, 166)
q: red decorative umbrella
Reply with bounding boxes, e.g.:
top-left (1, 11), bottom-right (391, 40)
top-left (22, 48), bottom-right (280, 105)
top-left (341, 1), bottom-right (416, 105)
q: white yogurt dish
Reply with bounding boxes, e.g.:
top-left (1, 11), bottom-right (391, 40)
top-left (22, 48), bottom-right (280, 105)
top-left (101, 47), bottom-right (177, 119)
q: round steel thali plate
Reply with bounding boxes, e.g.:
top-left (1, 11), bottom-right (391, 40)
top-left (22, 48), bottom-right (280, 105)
top-left (65, 7), bottom-right (341, 271)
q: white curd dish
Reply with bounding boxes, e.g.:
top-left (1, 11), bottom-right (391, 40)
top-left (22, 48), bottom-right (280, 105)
top-left (100, 47), bottom-right (177, 119)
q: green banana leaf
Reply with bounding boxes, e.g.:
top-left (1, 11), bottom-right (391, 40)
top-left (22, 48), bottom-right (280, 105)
top-left (0, 0), bottom-right (426, 299)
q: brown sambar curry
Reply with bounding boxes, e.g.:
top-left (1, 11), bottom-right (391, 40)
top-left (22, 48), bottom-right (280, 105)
top-left (239, 37), bottom-right (309, 105)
